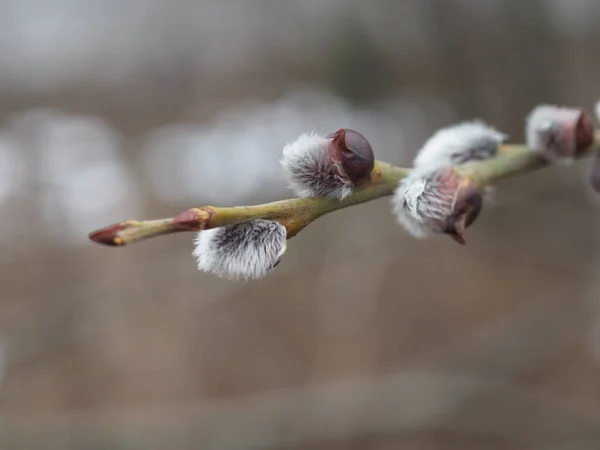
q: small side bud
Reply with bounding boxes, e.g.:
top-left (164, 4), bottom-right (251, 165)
top-left (392, 166), bottom-right (483, 245)
top-left (172, 207), bottom-right (215, 230)
top-left (193, 220), bottom-right (287, 280)
top-left (281, 129), bottom-right (375, 200)
top-left (413, 120), bottom-right (507, 168)
top-left (526, 104), bottom-right (594, 164)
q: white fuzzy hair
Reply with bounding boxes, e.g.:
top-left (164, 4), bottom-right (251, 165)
top-left (391, 166), bottom-right (459, 239)
top-left (193, 220), bottom-right (287, 280)
top-left (413, 120), bottom-right (506, 169)
top-left (280, 132), bottom-right (354, 200)
top-left (595, 101), bottom-right (600, 123)
top-left (526, 104), bottom-right (579, 165)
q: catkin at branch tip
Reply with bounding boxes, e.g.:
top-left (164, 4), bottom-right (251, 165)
top-left (525, 104), bottom-right (594, 165)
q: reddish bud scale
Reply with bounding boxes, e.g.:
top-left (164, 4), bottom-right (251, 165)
top-left (576, 111), bottom-right (595, 151)
top-left (327, 128), bottom-right (375, 185)
top-left (433, 170), bottom-right (482, 244)
top-left (88, 221), bottom-right (137, 246)
top-left (172, 207), bottom-right (215, 231)
top-left (445, 176), bottom-right (483, 244)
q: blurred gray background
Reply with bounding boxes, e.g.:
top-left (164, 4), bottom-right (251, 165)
top-left (1, 0), bottom-right (600, 449)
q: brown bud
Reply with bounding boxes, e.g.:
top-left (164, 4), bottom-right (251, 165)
top-left (443, 177), bottom-right (483, 245)
top-left (172, 207), bottom-right (215, 231)
top-left (575, 110), bottom-right (595, 155)
top-left (88, 221), bottom-right (134, 246)
top-left (327, 128), bottom-right (375, 184)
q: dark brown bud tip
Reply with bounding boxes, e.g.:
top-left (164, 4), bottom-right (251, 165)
top-left (172, 207), bottom-right (215, 231)
top-left (443, 177), bottom-right (483, 246)
top-left (449, 231), bottom-right (466, 245)
top-left (575, 110), bottom-right (595, 154)
top-left (446, 215), bottom-right (469, 245)
top-left (89, 222), bottom-right (135, 246)
top-left (327, 128), bottom-right (375, 184)
top-left (590, 153), bottom-right (600, 194)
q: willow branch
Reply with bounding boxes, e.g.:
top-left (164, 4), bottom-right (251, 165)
top-left (89, 134), bottom-right (600, 247)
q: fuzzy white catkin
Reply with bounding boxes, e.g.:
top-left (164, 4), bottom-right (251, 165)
top-left (595, 101), bottom-right (600, 123)
top-left (525, 104), bottom-right (578, 164)
top-left (280, 132), bottom-right (354, 200)
top-left (193, 220), bottom-right (287, 280)
top-left (413, 120), bottom-right (506, 169)
top-left (391, 166), bottom-right (456, 239)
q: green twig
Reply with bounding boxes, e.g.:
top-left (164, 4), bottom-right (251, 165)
top-left (89, 135), bottom-right (600, 247)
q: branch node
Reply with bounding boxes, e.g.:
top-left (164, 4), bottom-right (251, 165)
top-left (172, 207), bottom-right (216, 231)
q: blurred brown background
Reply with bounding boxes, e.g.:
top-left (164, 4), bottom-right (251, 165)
top-left (1, 0), bottom-right (600, 449)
